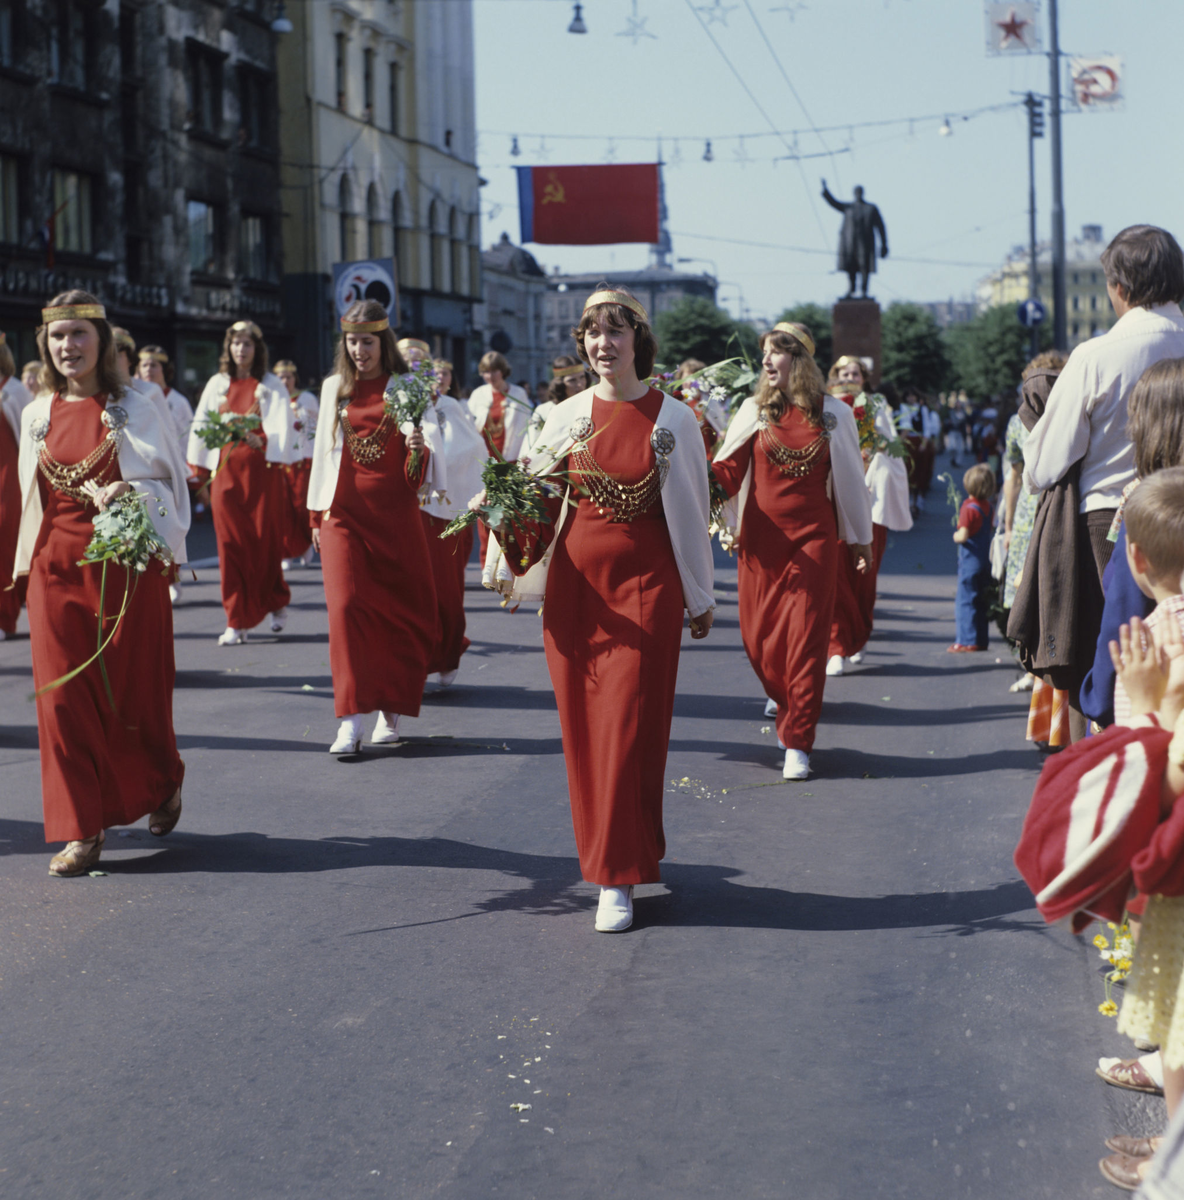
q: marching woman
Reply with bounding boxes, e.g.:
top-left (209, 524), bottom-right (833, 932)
top-left (15, 291), bottom-right (190, 875)
top-left (396, 336), bottom-right (431, 367)
top-left (307, 300), bottom-right (440, 753)
top-left (520, 355), bottom-right (593, 460)
top-left (420, 358), bottom-right (486, 687)
top-left (136, 345), bottom-right (193, 456)
top-left (824, 355), bottom-right (912, 676)
top-left (713, 323), bottom-right (873, 780)
top-left (481, 287), bottom-right (715, 934)
top-left (1, 332), bottom-right (34, 638)
top-left (273, 359), bottom-right (320, 570)
top-left (187, 321), bottom-right (297, 645)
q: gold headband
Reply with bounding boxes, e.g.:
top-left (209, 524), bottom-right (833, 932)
top-left (230, 320), bottom-right (263, 338)
top-left (552, 363), bottom-right (586, 379)
top-left (772, 322), bottom-right (816, 359)
top-left (832, 354), bottom-right (866, 375)
top-left (341, 317), bottom-right (390, 333)
top-left (113, 332), bottom-right (135, 353)
top-left (273, 359), bottom-right (298, 373)
top-left (138, 350), bottom-right (168, 364)
top-left (583, 290), bottom-right (649, 322)
top-left (397, 337), bottom-right (430, 354)
top-left (42, 303), bottom-right (106, 324)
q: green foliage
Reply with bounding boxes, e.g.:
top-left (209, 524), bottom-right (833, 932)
top-left (79, 490), bottom-right (173, 574)
top-left (440, 456), bottom-right (568, 540)
top-left (881, 302), bottom-right (950, 393)
top-left (944, 305), bottom-right (1052, 401)
top-left (192, 410), bottom-right (261, 451)
top-left (775, 302), bottom-right (832, 372)
top-left (653, 296), bottom-right (756, 367)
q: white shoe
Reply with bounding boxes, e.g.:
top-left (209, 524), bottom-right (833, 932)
top-left (217, 627), bottom-right (246, 646)
top-left (270, 607), bottom-right (288, 633)
top-left (763, 697), bottom-right (778, 717)
top-left (848, 651), bottom-right (863, 665)
top-left (595, 885), bottom-right (634, 933)
top-left (826, 654), bottom-right (845, 676)
top-left (371, 711), bottom-right (400, 744)
top-left (169, 583), bottom-right (183, 605)
top-left (783, 749), bottom-right (810, 780)
top-left (437, 669), bottom-right (458, 688)
top-left (330, 715), bottom-right (364, 755)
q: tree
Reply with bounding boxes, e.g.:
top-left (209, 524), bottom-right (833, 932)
top-left (944, 305), bottom-right (1052, 400)
top-left (775, 302), bottom-right (832, 372)
top-left (653, 296), bottom-right (754, 368)
top-left (880, 302), bottom-right (950, 393)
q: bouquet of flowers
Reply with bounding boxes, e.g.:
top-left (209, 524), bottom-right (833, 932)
top-left (651, 358), bottom-right (758, 419)
top-left (439, 454), bottom-right (570, 541)
top-left (383, 360), bottom-right (437, 475)
top-left (34, 488), bottom-right (174, 709)
top-left (192, 410), bottom-right (262, 453)
top-left (832, 389), bottom-right (909, 461)
top-left (937, 471), bottom-right (963, 528)
top-left (1094, 920), bottom-right (1135, 1018)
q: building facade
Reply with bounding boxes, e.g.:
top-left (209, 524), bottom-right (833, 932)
top-left (0, 0), bottom-right (286, 397)
top-left (976, 225), bottom-right (1116, 346)
top-left (276, 0), bottom-right (481, 382)
top-left (472, 233), bottom-right (548, 392)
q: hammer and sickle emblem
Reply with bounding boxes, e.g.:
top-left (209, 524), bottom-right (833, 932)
top-left (541, 173), bottom-right (566, 205)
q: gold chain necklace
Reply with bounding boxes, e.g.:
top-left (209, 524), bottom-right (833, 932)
top-left (568, 416), bottom-right (674, 523)
top-left (340, 406), bottom-right (394, 465)
top-left (758, 413), bottom-right (831, 478)
top-left (34, 400), bottom-right (127, 504)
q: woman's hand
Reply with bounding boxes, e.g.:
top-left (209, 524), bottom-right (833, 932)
top-left (851, 543), bottom-right (873, 575)
top-left (1110, 617), bottom-right (1168, 719)
top-left (468, 489), bottom-right (487, 513)
top-left (245, 431), bottom-right (263, 451)
top-left (311, 526), bottom-right (322, 553)
top-left (688, 608), bottom-right (715, 639)
top-left (407, 427), bottom-right (426, 452)
top-left (91, 481), bottom-right (132, 511)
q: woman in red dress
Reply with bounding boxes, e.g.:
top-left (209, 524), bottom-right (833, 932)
top-left (824, 355), bottom-right (912, 677)
top-left (307, 301), bottom-right (439, 753)
top-left (14, 291), bottom-right (190, 875)
top-left (480, 288), bottom-right (716, 934)
top-left (0, 332), bottom-right (34, 638)
top-left (712, 324), bottom-right (873, 781)
top-left (186, 321), bottom-right (297, 645)
top-left (274, 358), bottom-right (320, 571)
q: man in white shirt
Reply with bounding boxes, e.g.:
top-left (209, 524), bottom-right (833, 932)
top-left (1023, 223), bottom-right (1184, 738)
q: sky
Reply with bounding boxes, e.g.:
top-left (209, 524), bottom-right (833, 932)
top-left (471, 0), bottom-right (1183, 321)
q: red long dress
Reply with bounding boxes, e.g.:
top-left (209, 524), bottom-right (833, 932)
top-left (317, 376), bottom-right (437, 717)
top-left (713, 406), bottom-right (838, 753)
top-left (476, 390), bottom-right (506, 564)
top-left (0, 394), bottom-right (25, 634)
top-left (280, 460), bottom-right (313, 559)
top-left (507, 390), bottom-right (683, 886)
top-left (28, 393), bottom-right (183, 842)
top-left (422, 514), bottom-right (473, 675)
top-left (206, 376), bottom-right (290, 629)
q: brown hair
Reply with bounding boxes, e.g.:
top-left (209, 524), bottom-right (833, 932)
top-left (433, 358), bottom-right (455, 397)
top-left (219, 321), bottom-right (269, 380)
top-left (1127, 358), bottom-right (1184, 478)
top-left (35, 289), bottom-right (124, 400)
top-left (479, 350), bottom-right (511, 379)
top-left (754, 326), bottom-right (825, 426)
top-left (330, 299), bottom-right (407, 437)
top-left (1101, 226), bottom-right (1184, 309)
top-left (1125, 466), bottom-right (1184, 586)
top-left (827, 356), bottom-right (869, 391)
top-left (573, 284), bottom-right (658, 380)
top-left (139, 343), bottom-right (175, 386)
top-left (0, 336), bottom-right (13, 379)
top-left (22, 360), bottom-right (40, 381)
top-left (1022, 349), bottom-right (1070, 379)
top-left (963, 463), bottom-right (996, 502)
top-left (675, 358), bottom-right (706, 380)
top-left (546, 354), bottom-right (592, 402)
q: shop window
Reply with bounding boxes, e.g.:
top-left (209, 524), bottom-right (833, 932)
top-left (187, 198), bottom-right (221, 274)
top-left (48, 0), bottom-right (88, 90)
top-left (52, 168), bottom-right (92, 253)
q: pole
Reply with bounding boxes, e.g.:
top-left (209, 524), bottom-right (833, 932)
top-left (1026, 92), bottom-right (1039, 360)
top-left (1048, 0), bottom-right (1067, 350)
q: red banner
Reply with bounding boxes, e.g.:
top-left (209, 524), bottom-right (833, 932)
top-left (517, 164), bottom-right (660, 246)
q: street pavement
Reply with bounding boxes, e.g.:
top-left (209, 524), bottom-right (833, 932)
top-left (0, 453), bottom-right (1167, 1199)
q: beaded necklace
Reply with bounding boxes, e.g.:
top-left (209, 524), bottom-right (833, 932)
top-left (33, 397), bottom-right (128, 505)
top-left (568, 415), bottom-right (675, 523)
top-left (757, 408), bottom-right (834, 478)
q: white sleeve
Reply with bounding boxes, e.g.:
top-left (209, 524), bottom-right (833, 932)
top-left (1022, 351), bottom-right (1092, 494)
top-left (827, 400), bottom-right (874, 545)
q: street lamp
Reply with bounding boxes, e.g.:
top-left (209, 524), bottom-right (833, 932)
top-left (677, 255), bottom-right (718, 279)
top-left (568, 3), bottom-right (587, 33)
top-left (271, 0), bottom-right (293, 33)
top-left (718, 282), bottom-right (747, 321)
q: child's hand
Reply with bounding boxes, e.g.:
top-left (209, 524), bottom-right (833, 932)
top-left (1110, 616), bottom-right (1169, 718)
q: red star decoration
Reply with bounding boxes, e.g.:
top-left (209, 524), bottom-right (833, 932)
top-left (996, 8), bottom-right (1030, 47)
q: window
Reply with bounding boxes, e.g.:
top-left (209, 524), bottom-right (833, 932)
top-left (188, 199), bottom-right (220, 274)
top-left (450, 206), bottom-right (464, 295)
top-left (239, 68), bottom-right (272, 149)
top-left (468, 214), bottom-right (481, 298)
top-left (119, 3), bottom-right (136, 77)
top-left (1071, 294), bottom-right (1080, 312)
top-left (0, 154), bottom-right (18, 244)
top-left (187, 44), bottom-right (223, 135)
top-left (239, 214), bottom-right (270, 280)
top-left (338, 174), bottom-right (354, 262)
top-left (48, 0), bottom-right (88, 90)
top-left (335, 33), bottom-right (346, 110)
top-left (429, 200), bottom-right (444, 292)
top-left (366, 184), bottom-right (383, 258)
top-left (1090, 294), bottom-right (1098, 311)
top-left (0, 0), bottom-right (16, 67)
top-left (388, 62), bottom-right (399, 135)
top-left (1072, 321), bottom-right (1080, 338)
top-left (363, 48), bottom-right (374, 122)
top-left (52, 169), bottom-right (91, 253)
top-left (392, 191), bottom-right (407, 286)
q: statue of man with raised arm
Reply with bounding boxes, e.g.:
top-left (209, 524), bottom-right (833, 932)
top-left (821, 180), bottom-right (889, 299)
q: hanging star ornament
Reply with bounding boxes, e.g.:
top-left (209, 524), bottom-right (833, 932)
top-left (983, 2), bottom-right (1040, 55)
top-left (617, 0), bottom-right (657, 43)
top-left (769, 1), bottom-right (807, 18)
top-left (696, 0), bottom-right (738, 23)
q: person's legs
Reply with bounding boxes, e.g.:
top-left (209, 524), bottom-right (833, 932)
top-left (1069, 509), bottom-right (1118, 742)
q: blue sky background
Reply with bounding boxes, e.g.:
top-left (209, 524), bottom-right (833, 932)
top-left (472, 0), bottom-right (1179, 319)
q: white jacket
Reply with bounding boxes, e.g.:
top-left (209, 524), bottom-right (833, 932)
top-left (14, 387), bottom-right (192, 574)
top-left (163, 388), bottom-right (193, 451)
top-left (289, 389), bottom-right (320, 461)
top-left (186, 372), bottom-right (299, 470)
top-left (306, 373), bottom-right (444, 513)
top-left (483, 387), bottom-right (716, 618)
top-left (857, 394), bottom-right (912, 532)
top-left (467, 382), bottom-right (533, 462)
top-left (420, 394), bottom-right (489, 523)
top-left (714, 394), bottom-right (873, 547)
top-left (519, 400), bottom-right (555, 461)
top-left (1, 375), bottom-right (34, 441)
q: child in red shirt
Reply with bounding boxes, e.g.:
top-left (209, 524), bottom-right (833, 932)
top-left (950, 463), bottom-right (996, 651)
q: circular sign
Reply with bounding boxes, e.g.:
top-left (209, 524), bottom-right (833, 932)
top-left (1017, 298), bottom-right (1047, 328)
top-left (334, 261), bottom-right (396, 319)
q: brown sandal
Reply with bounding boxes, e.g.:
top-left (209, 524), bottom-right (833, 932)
top-left (1105, 1136), bottom-right (1161, 1158)
top-left (48, 831), bottom-right (105, 877)
top-left (149, 786), bottom-right (182, 837)
top-left (1096, 1058), bottom-right (1164, 1095)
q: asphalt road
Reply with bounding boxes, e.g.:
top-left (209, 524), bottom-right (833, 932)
top-left (0, 457), bottom-right (1165, 1199)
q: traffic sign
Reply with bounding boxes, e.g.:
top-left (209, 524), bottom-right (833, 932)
top-left (1018, 298), bottom-right (1047, 328)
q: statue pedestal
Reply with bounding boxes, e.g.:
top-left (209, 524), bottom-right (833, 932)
top-left (832, 299), bottom-right (882, 388)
